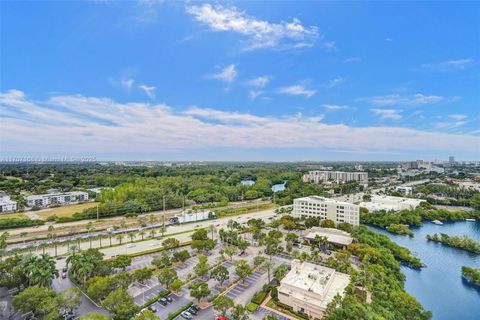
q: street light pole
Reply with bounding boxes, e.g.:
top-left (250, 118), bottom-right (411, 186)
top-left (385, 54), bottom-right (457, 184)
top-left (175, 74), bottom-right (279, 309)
top-left (163, 196), bottom-right (166, 227)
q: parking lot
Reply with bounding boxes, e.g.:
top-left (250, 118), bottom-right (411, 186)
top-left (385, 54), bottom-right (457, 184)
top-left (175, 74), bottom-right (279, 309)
top-left (149, 294), bottom-right (191, 319)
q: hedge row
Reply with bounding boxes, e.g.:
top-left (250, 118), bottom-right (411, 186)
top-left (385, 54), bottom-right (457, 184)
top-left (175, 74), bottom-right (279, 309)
top-left (166, 302), bottom-right (193, 320)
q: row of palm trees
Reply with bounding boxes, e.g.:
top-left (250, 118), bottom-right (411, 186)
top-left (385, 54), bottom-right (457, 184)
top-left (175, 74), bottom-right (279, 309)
top-left (22, 253), bottom-right (59, 287)
top-left (7, 219), bottom-right (170, 258)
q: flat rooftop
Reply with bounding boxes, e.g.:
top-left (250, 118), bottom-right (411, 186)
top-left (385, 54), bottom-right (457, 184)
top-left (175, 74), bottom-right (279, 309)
top-left (304, 227), bottom-right (353, 246)
top-left (280, 260), bottom-right (350, 309)
top-left (295, 196), bottom-right (355, 207)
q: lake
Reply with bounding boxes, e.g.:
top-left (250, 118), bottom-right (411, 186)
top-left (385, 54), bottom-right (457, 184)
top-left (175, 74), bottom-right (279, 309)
top-left (240, 179), bottom-right (255, 186)
top-left (272, 181), bottom-right (287, 192)
top-left (370, 221), bottom-right (480, 320)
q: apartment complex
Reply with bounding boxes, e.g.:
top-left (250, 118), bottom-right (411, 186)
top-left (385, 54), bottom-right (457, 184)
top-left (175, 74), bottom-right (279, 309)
top-left (0, 195), bottom-right (17, 213)
top-left (26, 191), bottom-right (89, 208)
top-left (292, 196), bottom-right (360, 226)
top-left (278, 260), bottom-right (350, 319)
top-left (302, 170), bottom-right (368, 185)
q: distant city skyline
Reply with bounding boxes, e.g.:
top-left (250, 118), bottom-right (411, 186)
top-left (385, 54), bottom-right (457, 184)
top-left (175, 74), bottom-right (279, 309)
top-left (1, 1), bottom-right (479, 160)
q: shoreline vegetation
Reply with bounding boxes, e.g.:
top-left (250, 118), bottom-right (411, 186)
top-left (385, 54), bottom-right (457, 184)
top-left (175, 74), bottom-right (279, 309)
top-left (360, 206), bottom-right (479, 236)
top-left (323, 225), bottom-right (430, 319)
top-left (461, 266), bottom-right (480, 286)
top-left (426, 233), bottom-right (480, 254)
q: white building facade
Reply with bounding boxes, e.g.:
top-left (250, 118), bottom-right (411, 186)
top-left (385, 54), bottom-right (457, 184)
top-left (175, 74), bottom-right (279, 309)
top-left (0, 195), bottom-right (17, 213)
top-left (278, 260), bottom-right (350, 319)
top-left (359, 195), bottom-right (425, 212)
top-left (395, 186), bottom-right (413, 195)
top-left (26, 191), bottom-right (89, 208)
top-left (303, 171), bottom-right (368, 185)
top-left (292, 196), bottom-right (360, 226)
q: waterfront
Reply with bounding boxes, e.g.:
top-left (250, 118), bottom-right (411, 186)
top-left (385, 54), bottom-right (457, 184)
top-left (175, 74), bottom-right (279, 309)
top-left (371, 221), bottom-right (480, 320)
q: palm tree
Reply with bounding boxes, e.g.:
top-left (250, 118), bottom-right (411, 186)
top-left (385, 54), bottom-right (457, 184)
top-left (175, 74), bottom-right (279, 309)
top-left (208, 224), bottom-right (216, 240)
top-left (149, 229), bottom-right (156, 238)
top-left (108, 231), bottom-right (114, 246)
top-left (263, 260), bottom-right (273, 283)
top-left (149, 214), bottom-right (157, 227)
top-left (52, 233), bottom-right (58, 257)
top-left (159, 225), bottom-right (167, 237)
top-left (120, 219), bottom-right (127, 231)
top-left (23, 253), bottom-right (58, 287)
top-left (139, 230), bottom-right (146, 241)
top-left (127, 231), bottom-right (135, 243)
top-left (116, 233), bottom-right (124, 245)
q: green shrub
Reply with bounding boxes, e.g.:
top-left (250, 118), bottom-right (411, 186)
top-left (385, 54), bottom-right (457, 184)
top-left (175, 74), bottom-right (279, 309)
top-left (251, 291), bottom-right (268, 305)
top-left (270, 287), bottom-right (278, 300)
top-left (165, 302), bottom-right (193, 320)
top-left (246, 303), bottom-right (259, 312)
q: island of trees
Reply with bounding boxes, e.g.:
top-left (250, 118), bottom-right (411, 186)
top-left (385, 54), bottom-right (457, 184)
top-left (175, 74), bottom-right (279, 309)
top-left (426, 233), bottom-right (480, 254)
top-left (461, 266), bottom-right (480, 286)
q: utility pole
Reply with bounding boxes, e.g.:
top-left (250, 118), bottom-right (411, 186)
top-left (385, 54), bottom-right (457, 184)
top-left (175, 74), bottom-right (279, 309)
top-left (162, 196), bottom-right (166, 226)
top-left (96, 203), bottom-right (99, 221)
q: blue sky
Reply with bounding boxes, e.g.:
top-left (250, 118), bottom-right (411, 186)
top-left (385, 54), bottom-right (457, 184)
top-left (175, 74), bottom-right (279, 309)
top-left (1, 1), bottom-right (479, 161)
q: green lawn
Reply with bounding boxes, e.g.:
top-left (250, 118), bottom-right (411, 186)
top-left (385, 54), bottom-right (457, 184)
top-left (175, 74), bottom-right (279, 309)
top-left (36, 202), bottom-right (98, 219)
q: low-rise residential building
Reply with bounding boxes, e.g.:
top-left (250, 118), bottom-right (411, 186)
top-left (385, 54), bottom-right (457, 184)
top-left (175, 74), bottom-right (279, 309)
top-left (292, 196), bottom-right (360, 226)
top-left (278, 260), bottom-right (351, 319)
top-left (395, 186), bottom-right (413, 195)
top-left (359, 195), bottom-right (425, 212)
top-left (0, 195), bottom-right (17, 213)
top-left (302, 171), bottom-right (368, 185)
top-left (25, 191), bottom-right (89, 208)
top-left (303, 227), bottom-right (354, 249)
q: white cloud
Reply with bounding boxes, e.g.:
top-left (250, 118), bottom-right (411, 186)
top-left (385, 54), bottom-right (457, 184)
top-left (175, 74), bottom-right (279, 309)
top-left (210, 64), bottom-right (237, 83)
top-left (186, 3), bottom-right (319, 50)
top-left (385, 37), bottom-right (393, 42)
top-left (278, 85), bottom-right (316, 98)
top-left (365, 93), bottom-right (444, 107)
top-left (1, 89), bottom-right (479, 155)
top-left (343, 57), bottom-right (361, 63)
top-left (322, 41), bottom-right (337, 51)
top-left (370, 108), bottom-right (403, 120)
top-left (421, 59), bottom-right (474, 71)
top-left (322, 104), bottom-right (348, 111)
top-left (323, 77), bottom-right (344, 88)
top-left (449, 114), bottom-right (467, 121)
top-left (138, 84), bottom-right (156, 99)
top-left (249, 91), bottom-right (263, 100)
top-left (121, 78), bottom-right (135, 91)
top-left (246, 76), bottom-right (269, 88)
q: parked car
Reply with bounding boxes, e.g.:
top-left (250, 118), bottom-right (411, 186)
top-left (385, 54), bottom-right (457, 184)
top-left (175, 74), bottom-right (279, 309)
top-left (61, 271), bottom-right (67, 279)
top-left (190, 305), bottom-right (200, 312)
top-left (148, 306), bottom-right (157, 313)
top-left (62, 266), bottom-right (68, 272)
top-left (180, 311), bottom-right (193, 320)
top-left (188, 307), bottom-right (197, 315)
top-left (159, 297), bottom-right (168, 306)
top-left (166, 296), bottom-right (173, 303)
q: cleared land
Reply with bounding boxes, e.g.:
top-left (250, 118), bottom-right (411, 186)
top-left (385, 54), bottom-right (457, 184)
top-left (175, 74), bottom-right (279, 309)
top-left (36, 202), bottom-right (99, 219)
top-left (0, 212), bottom-right (28, 220)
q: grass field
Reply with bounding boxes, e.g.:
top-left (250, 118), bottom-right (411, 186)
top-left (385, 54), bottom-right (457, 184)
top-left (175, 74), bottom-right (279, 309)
top-left (36, 202), bottom-right (99, 219)
top-left (0, 212), bottom-right (28, 220)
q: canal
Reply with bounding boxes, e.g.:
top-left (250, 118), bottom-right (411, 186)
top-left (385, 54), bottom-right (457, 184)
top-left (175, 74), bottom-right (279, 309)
top-left (370, 221), bottom-right (480, 320)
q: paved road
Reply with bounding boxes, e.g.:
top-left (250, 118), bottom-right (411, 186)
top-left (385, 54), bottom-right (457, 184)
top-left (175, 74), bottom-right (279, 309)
top-left (51, 259), bottom-right (109, 317)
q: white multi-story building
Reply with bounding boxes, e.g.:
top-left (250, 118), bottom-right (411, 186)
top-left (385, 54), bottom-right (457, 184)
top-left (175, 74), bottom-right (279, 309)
top-left (0, 195), bottom-right (17, 213)
top-left (395, 186), bottom-right (413, 195)
top-left (26, 191), bottom-right (89, 208)
top-left (278, 260), bottom-right (350, 319)
top-left (303, 171), bottom-right (368, 185)
top-left (292, 196), bottom-right (360, 226)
